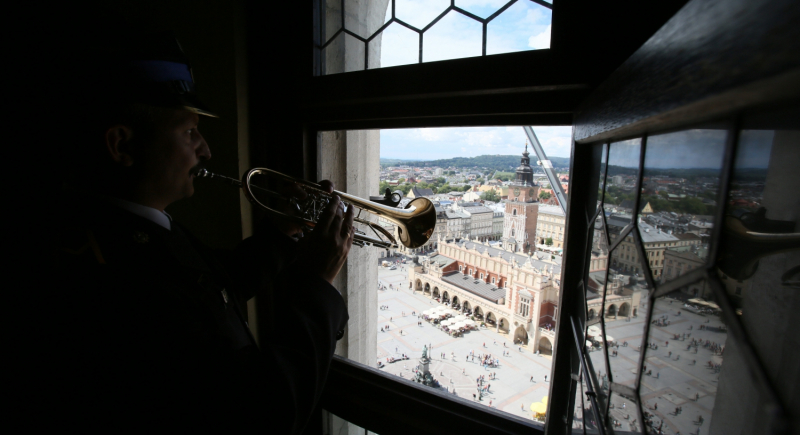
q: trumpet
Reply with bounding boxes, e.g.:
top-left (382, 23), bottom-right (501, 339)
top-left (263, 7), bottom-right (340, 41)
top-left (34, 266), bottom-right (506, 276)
top-left (193, 167), bottom-right (436, 249)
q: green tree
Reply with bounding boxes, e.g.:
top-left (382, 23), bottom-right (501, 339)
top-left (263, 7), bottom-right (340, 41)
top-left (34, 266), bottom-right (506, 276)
top-left (480, 190), bottom-right (500, 202)
top-left (398, 184), bottom-right (412, 195)
top-left (545, 238), bottom-right (553, 246)
top-left (378, 180), bottom-right (390, 195)
top-left (461, 185), bottom-right (473, 192)
top-left (477, 178), bottom-right (484, 184)
top-left (435, 177), bottom-right (446, 185)
top-left (398, 178), bottom-right (405, 183)
top-left (539, 191), bottom-right (551, 200)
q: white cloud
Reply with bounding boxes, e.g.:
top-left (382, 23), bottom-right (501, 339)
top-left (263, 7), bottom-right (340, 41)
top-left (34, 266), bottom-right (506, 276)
top-left (528, 24), bottom-right (551, 50)
top-left (381, 126), bottom-right (572, 160)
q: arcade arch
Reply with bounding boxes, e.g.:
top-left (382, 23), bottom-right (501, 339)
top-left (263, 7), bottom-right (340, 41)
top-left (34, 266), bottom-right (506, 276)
top-left (514, 326), bottom-right (529, 345)
top-left (607, 304), bottom-right (617, 317)
top-left (498, 317), bottom-right (509, 334)
top-left (538, 337), bottom-right (553, 356)
top-left (619, 302), bottom-right (630, 317)
top-left (432, 287), bottom-right (440, 298)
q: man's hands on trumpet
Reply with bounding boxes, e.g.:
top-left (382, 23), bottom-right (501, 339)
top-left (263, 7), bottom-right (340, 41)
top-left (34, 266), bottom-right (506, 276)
top-left (274, 179), bottom-right (355, 285)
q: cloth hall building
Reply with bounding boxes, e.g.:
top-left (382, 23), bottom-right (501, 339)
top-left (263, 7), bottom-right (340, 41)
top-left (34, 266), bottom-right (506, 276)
top-left (410, 236), bottom-right (561, 355)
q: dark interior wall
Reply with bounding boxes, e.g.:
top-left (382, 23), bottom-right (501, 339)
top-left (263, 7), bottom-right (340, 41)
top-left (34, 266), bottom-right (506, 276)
top-left (44, 0), bottom-right (247, 249)
top-left (244, 1), bottom-right (312, 180)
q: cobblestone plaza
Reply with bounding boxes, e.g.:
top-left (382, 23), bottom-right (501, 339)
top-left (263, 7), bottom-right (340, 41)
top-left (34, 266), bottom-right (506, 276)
top-left (376, 265), bottom-right (553, 421)
top-left (376, 264), bottom-right (726, 433)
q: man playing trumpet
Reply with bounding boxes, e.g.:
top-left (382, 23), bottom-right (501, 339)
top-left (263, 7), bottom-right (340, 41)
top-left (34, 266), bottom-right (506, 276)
top-left (36, 31), bottom-right (353, 432)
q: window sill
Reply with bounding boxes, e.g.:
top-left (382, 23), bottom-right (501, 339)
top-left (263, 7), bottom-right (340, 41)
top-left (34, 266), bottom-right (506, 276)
top-left (321, 355), bottom-right (545, 435)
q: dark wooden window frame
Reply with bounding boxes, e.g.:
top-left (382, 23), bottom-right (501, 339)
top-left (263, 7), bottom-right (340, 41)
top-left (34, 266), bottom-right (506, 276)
top-left (288, 0), bottom-right (800, 434)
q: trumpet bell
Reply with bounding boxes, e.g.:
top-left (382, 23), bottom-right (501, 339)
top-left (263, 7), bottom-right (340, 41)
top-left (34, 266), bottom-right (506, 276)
top-left (397, 198), bottom-right (437, 249)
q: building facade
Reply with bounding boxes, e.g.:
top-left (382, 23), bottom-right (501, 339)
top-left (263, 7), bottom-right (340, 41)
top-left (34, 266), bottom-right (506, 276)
top-left (410, 237), bottom-right (561, 354)
top-left (536, 204), bottom-right (566, 249)
top-left (501, 144), bottom-right (540, 253)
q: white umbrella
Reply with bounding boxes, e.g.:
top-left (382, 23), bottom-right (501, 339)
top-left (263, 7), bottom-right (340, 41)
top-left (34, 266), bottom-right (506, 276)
top-left (445, 308), bottom-right (458, 316)
top-left (440, 319), bottom-right (453, 326)
top-left (605, 335), bottom-right (615, 342)
top-left (454, 314), bottom-right (468, 321)
top-left (587, 325), bottom-right (602, 335)
top-left (453, 321), bottom-right (466, 329)
top-left (585, 341), bottom-right (594, 348)
top-left (464, 319), bottom-right (476, 327)
top-left (586, 329), bottom-right (600, 337)
top-left (423, 309), bottom-right (435, 316)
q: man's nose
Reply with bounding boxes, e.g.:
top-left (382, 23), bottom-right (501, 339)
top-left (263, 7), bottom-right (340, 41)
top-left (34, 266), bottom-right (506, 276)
top-left (197, 132), bottom-right (211, 160)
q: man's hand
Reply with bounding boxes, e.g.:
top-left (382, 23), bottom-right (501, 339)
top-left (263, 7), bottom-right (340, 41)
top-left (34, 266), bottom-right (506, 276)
top-left (296, 181), bottom-right (354, 285)
top-left (272, 180), bottom-right (334, 238)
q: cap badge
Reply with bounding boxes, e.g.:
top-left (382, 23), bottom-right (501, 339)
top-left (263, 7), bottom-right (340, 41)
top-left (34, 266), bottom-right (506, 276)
top-left (132, 231), bottom-right (150, 244)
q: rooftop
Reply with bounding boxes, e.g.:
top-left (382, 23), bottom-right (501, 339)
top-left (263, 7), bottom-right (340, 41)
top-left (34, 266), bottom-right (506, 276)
top-left (538, 204), bottom-right (565, 216)
top-left (451, 240), bottom-right (561, 276)
top-left (441, 272), bottom-right (506, 303)
top-left (638, 221), bottom-right (680, 243)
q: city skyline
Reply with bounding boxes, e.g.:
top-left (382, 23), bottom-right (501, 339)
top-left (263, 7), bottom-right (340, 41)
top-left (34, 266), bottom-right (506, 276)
top-left (380, 126), bottom-right (572, 160)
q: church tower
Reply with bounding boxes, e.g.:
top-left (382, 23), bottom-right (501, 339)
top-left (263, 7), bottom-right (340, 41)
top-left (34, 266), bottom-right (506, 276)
top-left (502, 142), bottom-right (540, 253)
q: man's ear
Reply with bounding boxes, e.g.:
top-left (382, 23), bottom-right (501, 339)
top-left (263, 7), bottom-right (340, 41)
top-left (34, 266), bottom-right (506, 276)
top-left (105, 125), bottom-right (136, 166)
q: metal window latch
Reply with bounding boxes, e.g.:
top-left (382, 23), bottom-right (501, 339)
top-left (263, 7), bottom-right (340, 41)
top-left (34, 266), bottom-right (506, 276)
top-left (369, 188), bottom-right (402, 207)
top-left (718, 207), bottom-right (800, 280)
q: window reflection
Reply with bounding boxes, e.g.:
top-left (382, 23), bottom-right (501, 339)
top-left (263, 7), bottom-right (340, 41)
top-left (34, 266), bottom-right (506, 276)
top-left (710, 108), bottom-right (800, 434)
top-left (609, 391), bottom-right (642, 434)
top-left (604, 138), bottom-right (642, 246)
top-left (638, 128), bottom-right (728, 285)
top-left (604, 240), bottom-right (648, 386)
top-left (638, 280), bottom-right (725, 435)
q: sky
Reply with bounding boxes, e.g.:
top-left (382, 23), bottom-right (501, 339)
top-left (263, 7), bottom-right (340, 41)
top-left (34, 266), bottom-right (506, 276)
top-left (380, 126), bottom-right (572, 160)
top-left (606, 129), bottom-right (774, 170)
top-left (376, 1), bottom-right (563, 161)
top-left (379, 0), bottom-right (552, 67)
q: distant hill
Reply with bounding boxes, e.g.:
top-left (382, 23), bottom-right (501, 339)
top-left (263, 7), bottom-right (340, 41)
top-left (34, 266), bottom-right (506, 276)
top-left (381, 155), bottom-right (570, 171)
top-left (379, 158), bottom-right (428, 166)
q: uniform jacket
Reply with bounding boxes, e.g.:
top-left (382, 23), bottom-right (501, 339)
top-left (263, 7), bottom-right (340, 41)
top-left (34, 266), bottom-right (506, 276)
top-left (29, 193), bottom-right (348, 432)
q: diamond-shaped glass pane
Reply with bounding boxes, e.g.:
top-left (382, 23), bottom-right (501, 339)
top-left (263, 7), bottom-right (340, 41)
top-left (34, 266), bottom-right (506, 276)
top-left (586, 213), bottom-right (609, 322)
top-left (608, 391), bottom-right (643, 433)
top-left (395, 0), bottom-right (450, 30)
top-left (324, 0), bottom-right (343, 42)
top-left (570, 371), bottom-right (585, 433)
top-left (585, 324), bottom-right (608, 430)
top-left (639, 279), bottom-right (725, 435)
top-left (637, 128), bottom-right (727, 285)
top-left (604, 138), bottom-right (642, 246)
top-left (369, 22), bottom-right (419, 69)
top-left (345, 0), bottom-right (385, 39)
top-left (423, 10), bottom-right (482, 62)
top-left (322, 32), bottom-right (367, 74)
top-left (605, 238), bottom-right (649, 385)
top-left (454, 0), bottom-right (502, 19)
top-left (597, 142), bottom-right (608, 214)
top-left (486, 0), bottom-right (552, 55)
